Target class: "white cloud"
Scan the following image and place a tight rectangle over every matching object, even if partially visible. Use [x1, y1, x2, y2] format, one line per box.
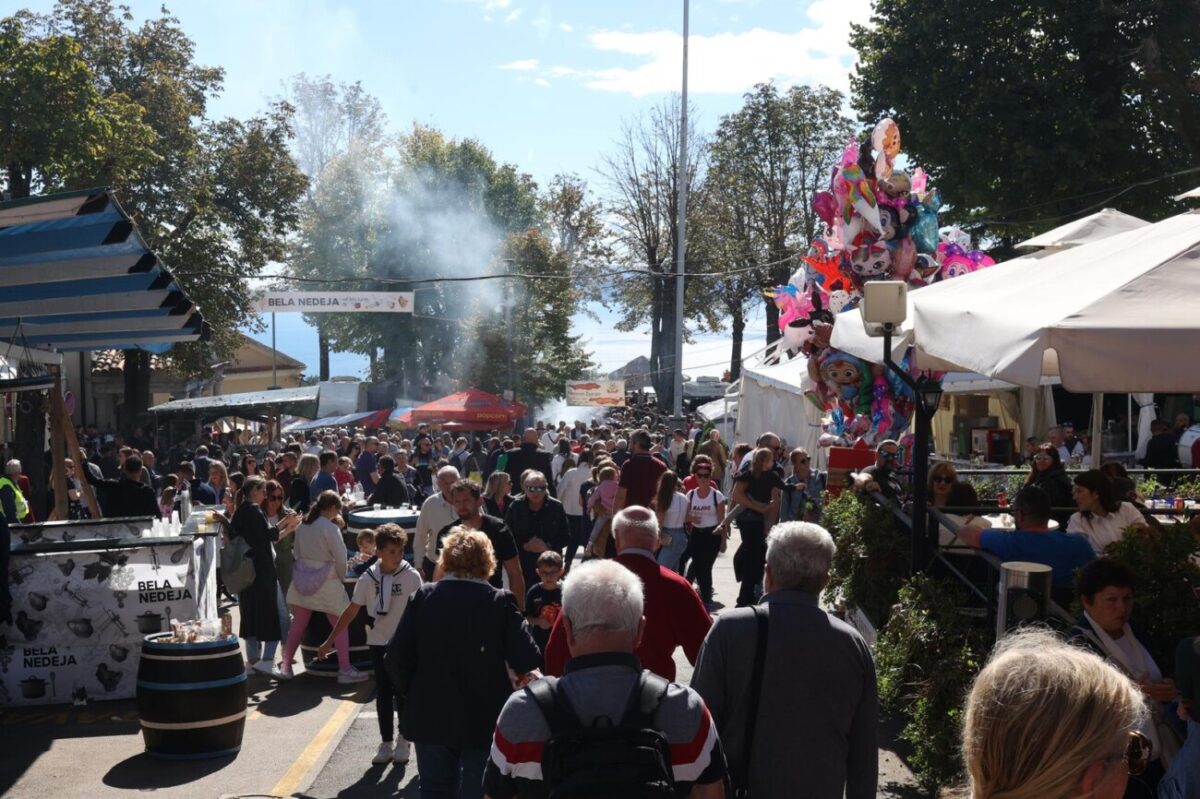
[528, 0, 873, 97]
[504, 8, 523, 23]
[533, 77, 551, 88]
[559, 22, 574, 32]
[498, 58, 540, 71]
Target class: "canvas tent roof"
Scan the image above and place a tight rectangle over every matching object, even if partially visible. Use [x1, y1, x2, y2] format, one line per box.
[150, 386, 319, 419]
[831, 211, 1200, 393]
[1016, 208, 1149, 249]
[0, 188, 207, 352]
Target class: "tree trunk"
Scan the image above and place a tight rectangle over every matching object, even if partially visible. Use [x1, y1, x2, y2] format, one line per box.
[121, 350, 151, 434]
[764, 295, 781, 345]
[318, 330, 331, 381]
[729, 309, 746, 382]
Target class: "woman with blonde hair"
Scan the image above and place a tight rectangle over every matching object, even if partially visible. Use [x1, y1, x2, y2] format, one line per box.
[289, 452, 320, 513]
[962, 628, 1150, 799]
[483, 470, 514, 519]
[387, 529, 540, 799]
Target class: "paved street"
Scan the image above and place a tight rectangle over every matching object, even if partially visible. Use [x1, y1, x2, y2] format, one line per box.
[1, 539, 925, 798]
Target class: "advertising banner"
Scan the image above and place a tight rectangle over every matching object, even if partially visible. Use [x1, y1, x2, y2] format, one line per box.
[565, 380, 626, 407]
[253, 291, 413, 313]
[1, 543, 199, 706]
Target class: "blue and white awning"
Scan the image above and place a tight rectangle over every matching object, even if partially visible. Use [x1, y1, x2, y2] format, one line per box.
[0, 188, 207, 353]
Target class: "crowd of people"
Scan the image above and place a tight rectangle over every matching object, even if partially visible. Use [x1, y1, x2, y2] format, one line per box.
[2, 411, 1197, 799]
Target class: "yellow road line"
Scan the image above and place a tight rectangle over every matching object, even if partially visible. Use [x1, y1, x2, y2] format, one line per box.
[269, 691, 365, 797]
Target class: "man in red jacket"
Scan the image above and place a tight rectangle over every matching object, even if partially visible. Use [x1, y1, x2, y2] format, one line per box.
[541, 505, 711, 680]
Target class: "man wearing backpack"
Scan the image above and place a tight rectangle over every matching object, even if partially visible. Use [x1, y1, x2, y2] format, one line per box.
[483, 559, 727, 799]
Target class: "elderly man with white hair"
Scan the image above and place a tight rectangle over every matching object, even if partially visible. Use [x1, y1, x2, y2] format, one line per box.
[541, 506, 711, 680]
[413, 465, 461, 579]
[690, 522, 878, 799]
[483, 559, 727, 799]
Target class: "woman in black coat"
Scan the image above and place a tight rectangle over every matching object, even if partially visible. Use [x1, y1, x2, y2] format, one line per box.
[369, 454, 411, 507]
[226, 476, 299, 671]
[1025, 444, 1075, 527]
[289, 453, 318, 514]
[388, 529, 540, 798]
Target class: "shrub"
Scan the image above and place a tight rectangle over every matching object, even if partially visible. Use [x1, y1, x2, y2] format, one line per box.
[961, 468, 1027, 503]
[1102, 522, 1200, 669]
[874, 574, 990, 790]
[820, 491, 910, 625]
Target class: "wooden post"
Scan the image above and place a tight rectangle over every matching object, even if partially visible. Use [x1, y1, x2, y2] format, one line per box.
[49, 374, 70, 521]
[59, 391, 101, 519]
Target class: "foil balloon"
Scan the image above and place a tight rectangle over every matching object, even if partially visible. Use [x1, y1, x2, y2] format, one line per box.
[912, 202, 941, 254]
[850, 242, 891, 283]
[940, 254, 977, 280]
[871, 118, 901, 180]
[889, 237, 918, 282]
[812, 190, 838, 228]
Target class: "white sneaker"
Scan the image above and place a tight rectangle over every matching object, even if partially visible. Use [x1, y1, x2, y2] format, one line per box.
[392, 738, 410, 764]
[245, 660, 258, 676]
[270, 662, 294, 681]
[372, 741, 394, 765]
[253, 660, 277, 676]
[337, 667, 368, 684]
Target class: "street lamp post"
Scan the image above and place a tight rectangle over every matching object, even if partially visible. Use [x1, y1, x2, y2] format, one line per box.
[671, 0, 689, 424]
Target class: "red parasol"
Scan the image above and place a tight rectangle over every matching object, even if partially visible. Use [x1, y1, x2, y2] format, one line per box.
[408, 388, 527, 428]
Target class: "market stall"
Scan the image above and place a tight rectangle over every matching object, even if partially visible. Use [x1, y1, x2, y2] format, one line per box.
[1, 517, 218, 707]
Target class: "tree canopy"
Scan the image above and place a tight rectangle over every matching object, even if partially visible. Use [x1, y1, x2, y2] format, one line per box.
[852, 0, 1200, 246]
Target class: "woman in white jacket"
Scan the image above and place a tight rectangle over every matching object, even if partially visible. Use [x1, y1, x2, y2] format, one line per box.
[275, 490, 367, 684]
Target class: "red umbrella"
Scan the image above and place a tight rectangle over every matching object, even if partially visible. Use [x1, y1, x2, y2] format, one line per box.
[359, 407, 394, 429]
[409, 388, 527, 427]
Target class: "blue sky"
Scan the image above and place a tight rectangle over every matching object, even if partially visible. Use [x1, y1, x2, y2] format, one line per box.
[11, 0, 871, 380]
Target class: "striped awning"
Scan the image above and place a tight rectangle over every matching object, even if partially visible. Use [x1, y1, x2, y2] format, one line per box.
[0, 188, 207, 353]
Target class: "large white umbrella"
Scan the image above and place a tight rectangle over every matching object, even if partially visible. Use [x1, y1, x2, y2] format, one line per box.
[1016, 207, 1149, 249]
[832, 210, 1200, 393]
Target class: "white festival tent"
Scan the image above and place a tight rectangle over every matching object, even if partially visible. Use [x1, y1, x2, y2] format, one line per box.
[1016, 207, 1149, 250]
[734, 355, 824, 461]
[831, 210, 1200, 462]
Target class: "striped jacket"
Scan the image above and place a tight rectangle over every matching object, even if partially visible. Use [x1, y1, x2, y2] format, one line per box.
[483, 652, 726, 797]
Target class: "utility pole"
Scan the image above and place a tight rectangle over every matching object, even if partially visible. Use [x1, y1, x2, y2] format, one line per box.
[503, 258, 515, 405]
[672, 0, 689, 423]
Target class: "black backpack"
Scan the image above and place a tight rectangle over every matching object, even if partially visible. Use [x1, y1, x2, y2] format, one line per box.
[526, 671, 677, 799]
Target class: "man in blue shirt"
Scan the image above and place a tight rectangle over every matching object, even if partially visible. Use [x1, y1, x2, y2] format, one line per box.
[310, 450, 339, 497]
[954, 484, 1095, 588]
[355, 437, 380, 495]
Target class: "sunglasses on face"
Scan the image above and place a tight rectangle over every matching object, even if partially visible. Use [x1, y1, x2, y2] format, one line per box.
[932, 476, 954, 484]
[880, 452, 899, 460]
[1033, 455, 1052, 462]
[526, 485, 548, 493]
[267, 494, 283, 501]
[695, 471, 711, 477]
[794, 458, 809, 465]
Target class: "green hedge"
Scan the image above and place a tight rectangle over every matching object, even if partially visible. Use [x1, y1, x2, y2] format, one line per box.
[820, 491, 910, 625]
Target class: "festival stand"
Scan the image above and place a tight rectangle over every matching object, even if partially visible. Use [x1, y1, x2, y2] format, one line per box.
[1, 517, 218, 707]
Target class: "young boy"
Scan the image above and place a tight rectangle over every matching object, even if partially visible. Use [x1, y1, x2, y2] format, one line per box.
[349, 529, 376, 569]
[524, 550, 563, 655]
[319, 524, 422, 765]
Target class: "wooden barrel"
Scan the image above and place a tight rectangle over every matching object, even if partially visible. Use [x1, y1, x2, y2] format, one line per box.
[299, 578, 373, 675]
[136, 633, 248, 759]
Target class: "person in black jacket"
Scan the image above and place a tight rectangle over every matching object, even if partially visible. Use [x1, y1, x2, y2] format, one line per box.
[504, 470, 571, 590]
[83, 453, 158, 518]
[370, 455, 411, 507]
[1025, 444, 1075, 527]
[504, 429, 556, 498]
[1142, 419, 1181, 470]
[221, 476, 300, 673]
[387, 528, 540, 798]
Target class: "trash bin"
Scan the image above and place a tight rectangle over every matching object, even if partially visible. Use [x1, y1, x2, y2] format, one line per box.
[996, 561, 1053, 638]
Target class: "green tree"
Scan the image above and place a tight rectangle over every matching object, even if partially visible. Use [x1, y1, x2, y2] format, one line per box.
[702, 82, 853, 354]
[539, 173, 611, 315]
[1, 0, 307, 424]
[852, 0, 1200, 245]
[458, 229, 592, 408]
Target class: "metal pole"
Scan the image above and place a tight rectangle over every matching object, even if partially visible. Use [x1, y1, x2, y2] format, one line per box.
[671, 0, 689, 422]
[270, 312, 278, 389]
[504, 259, 515, 403]
[882, 329, 933, 573]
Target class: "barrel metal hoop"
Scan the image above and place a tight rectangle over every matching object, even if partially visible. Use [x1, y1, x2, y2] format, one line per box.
[140, 650, 240, 662]
[142, 637, 239, 651]
[136, 674, 248, 691]
[139, 710, 247, 730]
[146, 746, 242, 761]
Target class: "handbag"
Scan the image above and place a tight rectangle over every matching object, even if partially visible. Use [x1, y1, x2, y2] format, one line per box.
[291, 560, 333, 596]
[219, 534, 257, 595]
